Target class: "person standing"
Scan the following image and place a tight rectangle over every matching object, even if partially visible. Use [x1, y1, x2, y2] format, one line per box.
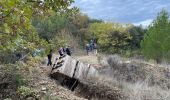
[65, 46, 72, 56]
[90, 39, 94, 51]
[93, 43, 97, 55]
[47, 49, 52, 66]
[86, 43, 90, 55]
[58, 47, 64, 56]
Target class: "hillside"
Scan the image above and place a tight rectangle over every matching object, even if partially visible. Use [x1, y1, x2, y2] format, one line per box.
[50, 54, 170, 100]
[0, 56, 86, 100]
[1, 0, 170, 100]
[1, 54, 170, 100]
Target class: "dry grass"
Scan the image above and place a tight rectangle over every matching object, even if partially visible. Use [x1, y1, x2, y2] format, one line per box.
[94, 54, 170, 100]
[76, 77, 126, 100]
[76, 55, 99, 64]
[124, 81, 170, 100]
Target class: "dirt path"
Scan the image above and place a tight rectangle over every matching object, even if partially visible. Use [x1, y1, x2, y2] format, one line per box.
[52, 53, 99, 65]
[75, 55, 99, 64]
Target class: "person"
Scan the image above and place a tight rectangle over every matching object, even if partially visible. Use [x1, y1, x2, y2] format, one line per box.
[90, 39, 95, 51]
[63, 47, 66, 54]
[65, 46, 71, 56]
[90, 42, 93, 52]
[58, 47, 64, 57]
[47, 49, 52, 66]
[93, 43, 97, 55]
[86, 43, 90, 55]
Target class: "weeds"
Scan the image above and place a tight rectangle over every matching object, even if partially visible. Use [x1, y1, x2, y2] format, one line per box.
[97, 54, 170, 100]
[17, 86, 38, 99]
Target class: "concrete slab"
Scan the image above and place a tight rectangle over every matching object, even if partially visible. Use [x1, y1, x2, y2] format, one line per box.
[52, 55, 78, 78]
[74, 62, 90, 81]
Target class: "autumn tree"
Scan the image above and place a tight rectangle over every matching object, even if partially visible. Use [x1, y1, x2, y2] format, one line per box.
[89, 22, 132, 54]
[141, 10, 170, 63]
[0, 0, 77, 63]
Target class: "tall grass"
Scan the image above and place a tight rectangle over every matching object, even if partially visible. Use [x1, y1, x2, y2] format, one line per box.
[95, 54, 170, 100]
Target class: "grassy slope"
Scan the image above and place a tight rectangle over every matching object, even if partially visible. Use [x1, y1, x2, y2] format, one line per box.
[75, 54, 170, 100]
[1, 54, 170, 100]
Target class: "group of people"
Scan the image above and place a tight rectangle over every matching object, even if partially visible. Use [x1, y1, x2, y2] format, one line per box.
[47, 45, 72, 66]
[86, 39, 97, 55]
[58, 46, 72, 57]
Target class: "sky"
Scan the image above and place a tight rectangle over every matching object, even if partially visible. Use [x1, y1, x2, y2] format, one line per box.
[73, 0, 170, 26]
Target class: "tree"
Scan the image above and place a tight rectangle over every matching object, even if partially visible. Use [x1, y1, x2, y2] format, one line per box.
[32, 14, 68, 41]
[89, 22, 132, 54]
[0, 0, 76, 63]
[141, 10, 170, 63]
[128, 26, 146, 49]
[67, 13, 91, 48]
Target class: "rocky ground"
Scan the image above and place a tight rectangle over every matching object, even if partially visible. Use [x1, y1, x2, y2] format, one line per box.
[29, 61, 87, 100]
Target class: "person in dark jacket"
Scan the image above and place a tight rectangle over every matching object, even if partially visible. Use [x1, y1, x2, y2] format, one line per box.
[65, 46, 71, 56]
[47, 49, 52, 66]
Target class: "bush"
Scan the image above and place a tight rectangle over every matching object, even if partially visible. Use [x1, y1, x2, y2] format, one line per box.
[15, 74, 26, 87]
[17, 86, 38, 99]
[98, 55, 170, 100]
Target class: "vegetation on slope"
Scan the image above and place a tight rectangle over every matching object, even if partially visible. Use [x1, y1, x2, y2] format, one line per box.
[1, 0, 170, 99]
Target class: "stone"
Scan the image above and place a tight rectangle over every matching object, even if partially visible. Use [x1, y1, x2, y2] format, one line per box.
[41, 87, 47, 91]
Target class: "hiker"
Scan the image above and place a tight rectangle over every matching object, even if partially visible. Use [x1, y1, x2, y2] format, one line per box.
[58, 47, 64, 57]
[65, 46, 72, 56]
[89, 39, 92, 51]
[63, 47, 66, 54]
[86, 43, 90, 55]
[93, 43, 97, 55]
[47, 49, 52, 66]
[90, 39, 95, 51]
[89, 42, 93, 52]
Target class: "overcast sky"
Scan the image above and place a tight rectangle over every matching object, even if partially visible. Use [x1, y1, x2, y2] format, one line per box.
[73, 0, 170, 26]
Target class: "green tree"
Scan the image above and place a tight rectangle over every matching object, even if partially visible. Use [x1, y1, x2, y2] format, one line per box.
[0, 0, 76, 63]
[66, 13, 90, 48]
[89, 22, 132, 54]
[141, 10, 170, 63]
[128, 26, 146, 49]
[32, 14, 68, 41]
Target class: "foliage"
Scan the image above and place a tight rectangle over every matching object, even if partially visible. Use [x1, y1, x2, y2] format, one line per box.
[89, 22, 132, 54]
[33, 12, 91, 50]
[43, 91, 60, 100]
[0, 0, 76, 63]
[15, 74, 26, 86]
[89, 19, 103, 23]
[17, 86, 37, 99]
[128, 26, 146, 49]
[141, 10, 170, 63]
[70, 13, 91, 47]
[32, 14, 68, 41]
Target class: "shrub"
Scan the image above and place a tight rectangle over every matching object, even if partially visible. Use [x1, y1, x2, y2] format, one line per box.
[17, 86, 37, 99]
